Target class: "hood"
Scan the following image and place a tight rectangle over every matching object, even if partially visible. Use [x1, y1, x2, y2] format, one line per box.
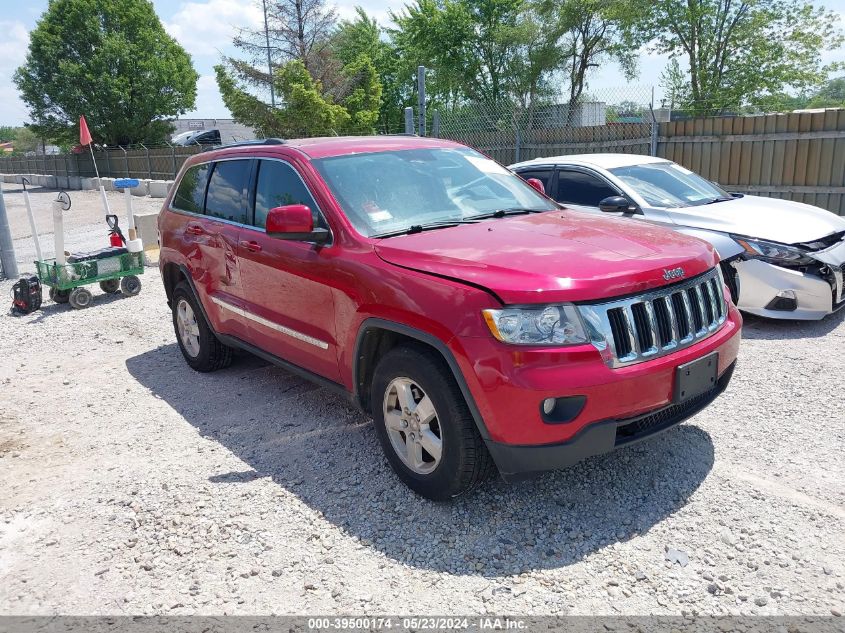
[665, 195, 845, 245]
[374, 210, 718, 305]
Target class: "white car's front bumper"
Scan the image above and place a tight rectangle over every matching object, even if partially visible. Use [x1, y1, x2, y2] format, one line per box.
[734, 241, 845, 320]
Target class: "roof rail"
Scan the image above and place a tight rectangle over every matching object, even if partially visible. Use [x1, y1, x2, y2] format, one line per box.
[211, 138, 287, 150]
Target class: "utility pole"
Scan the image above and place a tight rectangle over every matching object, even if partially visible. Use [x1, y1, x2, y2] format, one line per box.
[263, 0, 276, 108]
[0, 182, 19, 279]
[417, 66, 426, 137]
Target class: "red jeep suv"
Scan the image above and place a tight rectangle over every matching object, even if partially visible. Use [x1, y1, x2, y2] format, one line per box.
[158, 136, 741, 500]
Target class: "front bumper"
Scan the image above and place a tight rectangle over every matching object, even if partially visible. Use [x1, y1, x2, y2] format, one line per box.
[451, 303, 742, 451]
[487, 361, 736, 478]
[734, 244, 845, 320]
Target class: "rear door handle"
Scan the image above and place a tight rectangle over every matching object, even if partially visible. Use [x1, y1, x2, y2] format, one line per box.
[185, 225, 205, 236]
[240, 240, 262, 253]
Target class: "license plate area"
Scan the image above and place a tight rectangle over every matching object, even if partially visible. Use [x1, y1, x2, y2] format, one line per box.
[674, 352, 719, 403]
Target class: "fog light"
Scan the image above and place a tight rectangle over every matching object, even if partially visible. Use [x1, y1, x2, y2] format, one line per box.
[539, 396, 587, 424]
[765, 290, 798, 312]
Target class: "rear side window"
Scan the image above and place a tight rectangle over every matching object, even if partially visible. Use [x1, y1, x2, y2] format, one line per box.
[516, 169, 553, 189]
[254, 159, 324, 229]
[172, 163, 210, 214]
[555, 170, 618, 206]
[205, 160, 250, 224]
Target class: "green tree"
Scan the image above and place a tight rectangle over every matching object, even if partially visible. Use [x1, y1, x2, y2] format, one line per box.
[0, 127, 19, 143]
[537, 0, 643, 106]
[216, 60, 353, 137]
[231, 0, 339, 98]
[331, 7, 400, 130]
[642, 0, 844, 115]
[808, 76, 845, 108]
[391, 0, 538, 108]
[660, 58, 689, 110]
[11, 127, 40, 155]
[14, 0, 198, 145]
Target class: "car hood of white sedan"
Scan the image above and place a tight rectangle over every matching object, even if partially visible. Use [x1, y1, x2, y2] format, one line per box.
[665, 194, 845, 245]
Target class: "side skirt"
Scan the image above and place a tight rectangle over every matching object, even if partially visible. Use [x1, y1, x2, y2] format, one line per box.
[215, 333, 356, 406]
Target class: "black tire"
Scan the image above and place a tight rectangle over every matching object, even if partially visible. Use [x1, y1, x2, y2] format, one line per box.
[120, 275, 142, 296]
[371, 344, 495, 500]
[172, 281, 232, 372]
[68, 287, 93, 310]
[99, 279, 120, 294]
[50, 288, 70, 304]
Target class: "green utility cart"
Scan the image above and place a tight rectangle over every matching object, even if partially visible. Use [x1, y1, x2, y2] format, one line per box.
[35, 250, 144, 309]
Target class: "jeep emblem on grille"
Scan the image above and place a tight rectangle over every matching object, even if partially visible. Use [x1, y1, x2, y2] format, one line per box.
[663, 267, 686, 281]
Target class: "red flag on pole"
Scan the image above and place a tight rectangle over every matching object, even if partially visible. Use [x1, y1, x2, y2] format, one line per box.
[79, 115, 92, 146]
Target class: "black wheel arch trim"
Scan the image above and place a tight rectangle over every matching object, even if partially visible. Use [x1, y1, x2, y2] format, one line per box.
[352, 318, 491, 440]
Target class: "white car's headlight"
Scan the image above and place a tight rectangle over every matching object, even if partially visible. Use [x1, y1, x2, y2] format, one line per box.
[483, 304, 588, 345]
[732, 235, 814, 265]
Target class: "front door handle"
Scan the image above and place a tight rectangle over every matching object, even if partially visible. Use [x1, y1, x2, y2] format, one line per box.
[240, 240, 262, 253]
[185, 225, 205, 236]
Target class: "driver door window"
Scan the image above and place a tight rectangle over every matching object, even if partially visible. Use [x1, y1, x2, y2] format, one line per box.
[253, 159, 325, 229]
[555, 170, 619, 207]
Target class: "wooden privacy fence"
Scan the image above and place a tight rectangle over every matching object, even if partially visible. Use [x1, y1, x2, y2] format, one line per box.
[447, 109, 845, 216]
[657, 110, 845, 216]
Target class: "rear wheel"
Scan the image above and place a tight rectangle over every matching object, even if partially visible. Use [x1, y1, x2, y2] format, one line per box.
[371, 345, 494, 500]
[172, 281, 232, 372]
[99, 279, 120, 294]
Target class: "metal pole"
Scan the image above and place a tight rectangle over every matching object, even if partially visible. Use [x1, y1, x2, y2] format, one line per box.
[169, 142, 177, 178]
[432, 111, 441, 138]
[417, 66, 426, 137]
[263, 0, 275, 108]
[649, 106, 659, 157]
[143, 144, 152, 179]
[515, 129, 522, 164]
[404, 107, 415, 135]
[22, 179, 43, 262]
[0, 181, 19, 279]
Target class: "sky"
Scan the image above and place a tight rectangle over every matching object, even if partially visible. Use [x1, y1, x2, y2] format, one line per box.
[1, 0, 844, 127]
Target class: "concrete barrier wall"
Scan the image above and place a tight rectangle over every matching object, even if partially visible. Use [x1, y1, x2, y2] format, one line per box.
[131, 180, 150, 197]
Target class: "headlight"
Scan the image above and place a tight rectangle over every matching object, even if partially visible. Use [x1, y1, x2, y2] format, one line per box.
[482, 304, 588, 345]
[732, 236, 814, 265]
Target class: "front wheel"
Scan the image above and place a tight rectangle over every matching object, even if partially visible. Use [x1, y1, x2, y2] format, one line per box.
[50, 288, 70, 304]
[171, 281, 232, 372]
[68, 287, 93, 309]
[120, 275, 142, 296]
[371, 345, 494, 500]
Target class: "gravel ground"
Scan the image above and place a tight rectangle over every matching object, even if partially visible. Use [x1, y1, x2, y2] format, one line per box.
[0, 189, 843, 616]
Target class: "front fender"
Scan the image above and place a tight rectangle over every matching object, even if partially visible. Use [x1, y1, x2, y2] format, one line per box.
[674, 228, 745, 260]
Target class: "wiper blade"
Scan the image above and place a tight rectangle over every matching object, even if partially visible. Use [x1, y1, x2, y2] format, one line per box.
[704, 196, 734, 205]
[466, 207, 543, 220]
[373, 219, 478, 239]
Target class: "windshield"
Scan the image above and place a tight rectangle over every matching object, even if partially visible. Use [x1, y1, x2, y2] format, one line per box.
[313, 147, 558, 237]
[609, 162, 731, 208]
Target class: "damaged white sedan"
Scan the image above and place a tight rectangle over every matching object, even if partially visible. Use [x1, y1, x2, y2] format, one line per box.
[510, 154, 845, 320]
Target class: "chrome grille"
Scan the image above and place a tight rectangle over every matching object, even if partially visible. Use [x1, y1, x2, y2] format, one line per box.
[579, 269, 728, 368]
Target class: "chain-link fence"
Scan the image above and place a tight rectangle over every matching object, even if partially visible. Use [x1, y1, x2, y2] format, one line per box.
[437, 86, 658, 165]
[0, 142, 214, 181]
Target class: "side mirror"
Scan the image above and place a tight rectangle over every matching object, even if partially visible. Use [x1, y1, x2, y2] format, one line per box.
[599, 196, 638, 214]
[525, 178, 546, 195]
[266, 204, 329, 243]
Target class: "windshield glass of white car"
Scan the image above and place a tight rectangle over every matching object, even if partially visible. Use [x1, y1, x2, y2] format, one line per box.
[610, 162, 732, 208]
[314, 148, 557, 237]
